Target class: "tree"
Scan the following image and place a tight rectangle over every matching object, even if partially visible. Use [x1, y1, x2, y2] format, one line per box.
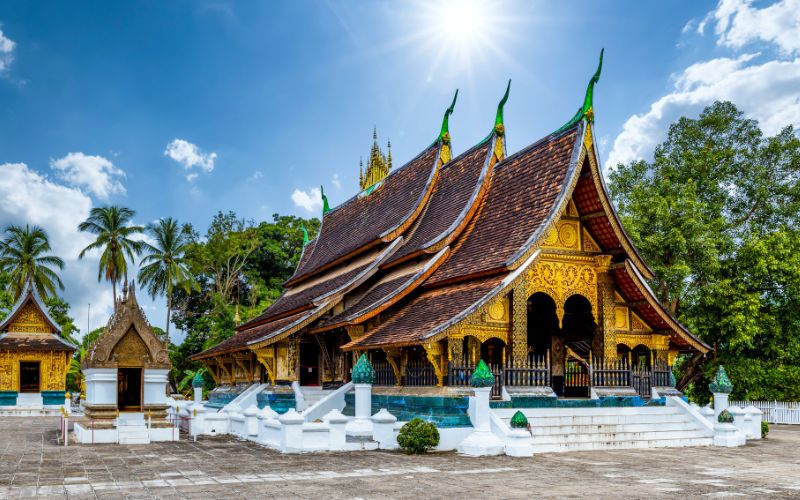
[138, 218, 196, 344]
[608, 101, 800, 401]
[0, 224, 64, 300]
[78, 206, 144, 309]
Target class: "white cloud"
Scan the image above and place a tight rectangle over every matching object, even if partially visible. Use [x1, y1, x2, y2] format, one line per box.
[291, 187, 322, 213]
[50, 152, 126, 200]
[164, 138, 216, 181]
[0, 28, 14, 73]
[607, 0, 800, 169]
[713, 0, 800, 55]
[607, 55, 800, 168]
[0, 163, 114, 336]
[332, 173, 342, 189]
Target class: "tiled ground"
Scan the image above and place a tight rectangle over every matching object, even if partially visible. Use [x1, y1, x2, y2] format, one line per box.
[0, 417, 799, 499]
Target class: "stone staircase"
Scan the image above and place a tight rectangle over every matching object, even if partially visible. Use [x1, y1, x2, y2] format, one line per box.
[301, 387, 335, 408]
[117, 414, 150, 444]
[0, 393, 63, 416]
[494, 405, 713, 453]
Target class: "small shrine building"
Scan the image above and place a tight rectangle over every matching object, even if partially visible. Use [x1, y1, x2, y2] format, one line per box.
[0, 281, 76, 409]
[191, 51, 710, 398]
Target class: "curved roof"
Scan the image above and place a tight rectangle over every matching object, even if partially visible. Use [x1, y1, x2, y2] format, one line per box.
[427, 124, 583, 286]
[0, 280, 62, 335]
[287, 145, 440, 284]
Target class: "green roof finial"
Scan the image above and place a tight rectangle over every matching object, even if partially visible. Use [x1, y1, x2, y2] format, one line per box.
[555, 48, 604, 134]
[494, 79, 511, 133]
[192, 370, 204, 389]
[321, 185, 331, 215]
[351, 353, 375, 384]
[470, 360, 496, 388]
[301, 224, 309, 246]
[439, 89, 458, 144]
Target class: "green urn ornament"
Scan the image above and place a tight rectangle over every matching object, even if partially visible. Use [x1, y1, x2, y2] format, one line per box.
[470, 360, 495, 388]
[192, 371, 204, 389]
[510, 410, 529, 429]
[709, 365, 733, 394]
[351, 353, 375, 384]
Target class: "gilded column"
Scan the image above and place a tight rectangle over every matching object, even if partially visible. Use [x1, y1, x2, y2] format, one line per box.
[595, 255, 617, 360]
[511, 277, 528, 365]
[448, 336, 464, 364]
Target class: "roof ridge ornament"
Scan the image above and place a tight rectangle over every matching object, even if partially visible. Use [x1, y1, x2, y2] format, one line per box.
[555, 48, 604, 134]
[435, 89, 459, 165]
[301, 224, 309, 247]
[494, 79, 511, 135]
[321, 185, 331, 215]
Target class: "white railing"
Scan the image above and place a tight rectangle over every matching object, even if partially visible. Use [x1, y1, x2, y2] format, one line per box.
[731, 400, 800, 424]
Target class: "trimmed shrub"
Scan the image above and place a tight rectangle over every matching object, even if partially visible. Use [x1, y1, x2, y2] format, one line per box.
[761, 421, 769, 439]
[397, 418, 440, 454]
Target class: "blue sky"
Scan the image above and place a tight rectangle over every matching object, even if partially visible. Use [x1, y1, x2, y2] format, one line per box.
[1, 0, 798, 339]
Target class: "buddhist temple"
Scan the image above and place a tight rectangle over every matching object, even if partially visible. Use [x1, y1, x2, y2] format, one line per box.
[191, 50, 709, 401]
[0, 280, 75, 411]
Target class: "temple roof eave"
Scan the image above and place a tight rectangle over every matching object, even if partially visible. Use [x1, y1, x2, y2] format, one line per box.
[0, 281, 62, 334]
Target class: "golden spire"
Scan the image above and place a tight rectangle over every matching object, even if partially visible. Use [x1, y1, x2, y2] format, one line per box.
[234, 305, 241, 325]
[359, 127, 390, 191]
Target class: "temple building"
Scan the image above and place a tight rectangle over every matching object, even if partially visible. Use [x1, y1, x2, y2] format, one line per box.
[0, 281, 75, 411]
[191, 51, 709, 400]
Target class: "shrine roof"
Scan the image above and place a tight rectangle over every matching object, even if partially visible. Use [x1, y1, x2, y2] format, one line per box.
[0, 281, 61, 334]
[343, 275, 505, 349]
[287, 145, 440, 284]
[0, 332, 76, 351]
[427, 124, 582, 286]
[386, 142, 491, 264]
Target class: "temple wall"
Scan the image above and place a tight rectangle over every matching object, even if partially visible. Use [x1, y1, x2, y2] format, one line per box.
[0, 349, 69, 392]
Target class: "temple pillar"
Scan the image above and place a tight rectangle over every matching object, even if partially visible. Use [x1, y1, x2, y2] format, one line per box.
[448, 336, 464, 364]
[511, 278, 528, 365]
[595, 255, 617, 360]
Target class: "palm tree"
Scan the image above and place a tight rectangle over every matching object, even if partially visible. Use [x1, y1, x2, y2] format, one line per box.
[138, 218, 195, 343]
[0, 224, 65, 300]
[78, 206, 144, 308]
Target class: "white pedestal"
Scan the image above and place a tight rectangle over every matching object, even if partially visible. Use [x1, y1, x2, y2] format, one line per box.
[713, 392, 729, 420]
[345, 384, 373, 437]
[84, 368, 117, 407]
[143, 369, 169, 406]
[371, 409, 398, 450]
[713, 422, 746, 447]
[505, 428, 534, 457]
[458, 387, 504, 456]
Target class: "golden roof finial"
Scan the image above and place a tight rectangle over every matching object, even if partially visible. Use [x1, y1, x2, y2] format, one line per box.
[360, 127, 390, 191]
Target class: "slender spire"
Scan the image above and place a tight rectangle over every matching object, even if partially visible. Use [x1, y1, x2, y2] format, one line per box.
[301, 224, 309, 246]
[320, 185, 331, 215]
[494, 79, 511, 133]
[387, 139, 392, 171]
[359, 127, 390, 191]
[555, 48, 604, 133]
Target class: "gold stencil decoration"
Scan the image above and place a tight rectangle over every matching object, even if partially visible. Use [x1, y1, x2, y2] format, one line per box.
[630, 311, 651, 332]
[582, 229, 602, 253]
[111, 327, 151, 366]
[614, 306, 629, 329]
[486, 297, 509, 323]
[526, 256, 598, 325]
[7, 301, 51, 334]
[542, 221, 581, 251]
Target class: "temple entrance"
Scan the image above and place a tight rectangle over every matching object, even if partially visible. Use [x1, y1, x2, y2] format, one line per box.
[299, 340, 320, 386]
[561, 295, 596, 398]
[19, 361, 40, 393]
[117, 367, 142, 411]
[632, 344, 651, 369]
[480, 338, 505, 365]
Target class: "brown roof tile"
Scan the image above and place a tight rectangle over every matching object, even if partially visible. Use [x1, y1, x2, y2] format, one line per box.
[0, 333, 76, 351]
[290, 146, 439, 282]
[191, 310, 313, 359]
[387, 144, 490, 263]
[239, 261, 371, 329]
[344, 276, 504, 349]
[427, 127, 580, 286]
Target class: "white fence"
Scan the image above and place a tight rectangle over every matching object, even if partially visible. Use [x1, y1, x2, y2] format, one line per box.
[731, 400, 800, 425]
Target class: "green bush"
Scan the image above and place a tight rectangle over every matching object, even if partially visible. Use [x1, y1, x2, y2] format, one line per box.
[397, 418, 440, 454]
[761, 421, 769, 439]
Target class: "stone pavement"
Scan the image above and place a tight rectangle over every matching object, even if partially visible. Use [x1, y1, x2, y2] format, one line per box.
[1, 417, 799, 499]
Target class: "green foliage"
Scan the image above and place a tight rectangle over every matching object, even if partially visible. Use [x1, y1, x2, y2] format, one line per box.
[608, 101, 800, 401]
[761, 421, 769, 439]
[0, 224, 64, 299]
[78, 206, 144, 303]
[396, 418, 440, 454]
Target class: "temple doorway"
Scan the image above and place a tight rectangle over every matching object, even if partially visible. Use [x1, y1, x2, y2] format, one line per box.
[117, 367, 142, 411]
[19, 361, 40, 393]
[299, 340, 320, 386]
[527, 293, 559, 358]
[632, 344, 651, 369]
[480, 338, 505, 365]
[561, 295, 596, 398]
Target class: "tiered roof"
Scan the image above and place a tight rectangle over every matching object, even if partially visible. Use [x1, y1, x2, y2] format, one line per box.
[0, 281, 76, 352]
[192, 52, 709, 361]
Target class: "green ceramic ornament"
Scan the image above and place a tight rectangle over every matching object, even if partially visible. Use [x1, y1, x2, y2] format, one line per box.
[510, 410, 529, 429]
[718, 409, 734, 423]
[470, 360, 495, 388]
[709, 365, 733, 394]
[351, 354, 375, 384]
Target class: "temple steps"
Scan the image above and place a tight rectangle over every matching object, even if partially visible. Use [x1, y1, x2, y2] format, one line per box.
[301, 387, 335, 407]
[494, 405, 713, 453]
[117, 423, 150, 445]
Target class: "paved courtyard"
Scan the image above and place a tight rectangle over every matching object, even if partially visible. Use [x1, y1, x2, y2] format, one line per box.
[0, 418, 799, 499]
